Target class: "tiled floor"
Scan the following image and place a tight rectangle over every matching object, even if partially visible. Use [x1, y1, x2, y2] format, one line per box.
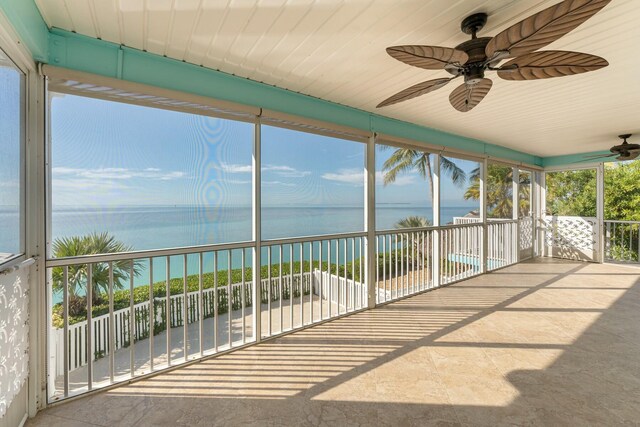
[29, 258, 640, 426]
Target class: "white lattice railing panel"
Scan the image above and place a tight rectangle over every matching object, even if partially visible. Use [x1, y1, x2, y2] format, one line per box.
[519, 217, 534, 251]
[0, 264, 30, 418]
[542, 216, 597, 261]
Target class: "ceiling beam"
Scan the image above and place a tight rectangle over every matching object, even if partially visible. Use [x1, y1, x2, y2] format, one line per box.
[0, 0, 48, 61]
[0, 1, 559, 167]
[46, 28, 543, 166]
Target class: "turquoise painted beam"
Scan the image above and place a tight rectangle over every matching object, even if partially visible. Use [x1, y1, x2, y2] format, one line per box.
[47, 29, 542, 166]
[0, 0, 48, 61]
[0, 0, 545, 166]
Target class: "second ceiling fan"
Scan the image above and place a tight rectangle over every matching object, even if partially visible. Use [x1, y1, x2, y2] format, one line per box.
[377, 0, 611, 112]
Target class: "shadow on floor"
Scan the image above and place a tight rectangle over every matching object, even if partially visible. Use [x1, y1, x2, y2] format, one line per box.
[30, 259, 640, 426]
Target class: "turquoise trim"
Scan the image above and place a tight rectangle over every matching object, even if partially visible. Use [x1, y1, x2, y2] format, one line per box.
[47, 29, 542, 165]
[0, 0, 544, 166]
[0, 0, 48, 61]
[542, 150, 612, 167]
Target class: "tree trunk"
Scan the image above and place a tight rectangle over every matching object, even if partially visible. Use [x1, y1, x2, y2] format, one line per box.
[425, 155, 434, 205]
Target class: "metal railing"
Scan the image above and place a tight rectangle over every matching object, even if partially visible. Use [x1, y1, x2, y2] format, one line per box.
[47, 223, 526, 402]
[375, 223, 485, 304]
[440, 223, 483, 283]
[604, 220, 640, 263]
[47, 241, 253, 401]
[46, 233, 367, 402]
[375, 227, 434, 304]
[260, 233, 366, 337]
[488, 220, 519, 270]
[52, 274, 313, 376]
[451, 217, 481, 225]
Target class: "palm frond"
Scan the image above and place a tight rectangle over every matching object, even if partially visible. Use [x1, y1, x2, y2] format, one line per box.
[51, 232, 143, 303]
[382, 149, 418, 185]
[440, 156, 467, 187]
[395, 216, 432, 229]
[414, 153, 432, 180]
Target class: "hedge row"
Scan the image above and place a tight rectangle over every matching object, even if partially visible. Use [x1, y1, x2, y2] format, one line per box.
[53, 249, 428, 327]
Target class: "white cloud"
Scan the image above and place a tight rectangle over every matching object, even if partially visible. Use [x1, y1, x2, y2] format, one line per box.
[218, 163, 310, 178]
[52, 178, 131, 191]
[218, 163, 252, 174]
[52, 167, 186, 181]
[0, 180, 18, 188]
[321, 169, 364, 185]
[263, 180, 296, 187]
[321, 170, 417, 186]
[262, 165, 311, 178]
[226, 179, 251, 185]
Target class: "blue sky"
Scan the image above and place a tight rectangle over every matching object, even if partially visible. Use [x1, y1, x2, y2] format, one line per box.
[51, 94, 478, 208]
[0, 59, 23, 255]
[0, 64, 21, 209]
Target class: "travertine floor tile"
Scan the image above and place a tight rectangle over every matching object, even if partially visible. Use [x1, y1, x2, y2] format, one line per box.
[28, 259, 640, 426]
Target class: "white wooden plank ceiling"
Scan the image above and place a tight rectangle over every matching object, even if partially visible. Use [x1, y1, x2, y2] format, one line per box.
[34, 0, 640, 157]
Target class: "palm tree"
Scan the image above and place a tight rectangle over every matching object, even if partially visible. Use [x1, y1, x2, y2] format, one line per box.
[394, 216, 431, 229]
[394, 216, 432, 263]
[52, 232, 141, 311]
[382, 149, 467, 201]
[464, 165, 530, 218]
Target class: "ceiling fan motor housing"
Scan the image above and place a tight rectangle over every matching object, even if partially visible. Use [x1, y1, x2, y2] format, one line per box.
[453, 37, 492, 84]
[463, 64, 485, 85]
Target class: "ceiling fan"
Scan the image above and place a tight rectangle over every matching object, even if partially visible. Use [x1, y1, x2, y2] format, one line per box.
[581, 135, 640, 161]
[377, 0, 611, 112]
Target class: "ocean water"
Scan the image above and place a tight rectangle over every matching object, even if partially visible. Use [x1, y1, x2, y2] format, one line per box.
[49, 205, 473, 252]
[10, 205, 474, 302]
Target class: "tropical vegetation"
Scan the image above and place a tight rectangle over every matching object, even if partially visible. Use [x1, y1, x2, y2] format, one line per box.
[381, 148, 466, 200]
[545, 161, 640, 219]
[51, 232, 142, 316]
[545, 169, 596, 217]
[52, 253, 372, 327]
[394, 216, 431, 229]
[464, 164, 531, 218]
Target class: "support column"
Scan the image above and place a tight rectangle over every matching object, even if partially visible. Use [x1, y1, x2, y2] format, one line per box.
[365, 134, 376, 308]
[534, 171, 545, 258]
[480, 158, 488, 273]
[28, 65, 46, 414]
[432, 154, 441, 285]
[530, 170, 537, 259]
[252, 115, 262, 342]
[513, 167, 520, 263]
[596, 164, 605, 263]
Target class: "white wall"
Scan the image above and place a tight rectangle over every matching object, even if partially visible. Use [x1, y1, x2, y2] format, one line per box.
[0, 265, 30, 427]
[0, 385, 27, 427]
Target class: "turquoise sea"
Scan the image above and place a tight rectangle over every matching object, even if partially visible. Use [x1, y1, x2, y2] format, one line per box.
[2, 205, 474, 302]
[48, 204, 472, 251]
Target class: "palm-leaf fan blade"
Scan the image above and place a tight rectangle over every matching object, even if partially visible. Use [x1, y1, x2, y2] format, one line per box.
[386, 45, 468, 70]
[449, 79, 492, 112]
[582, 153, 617, 159]
[571, 154, 617, 163]
[498, 51, 608, 80]
[377, 78, 452, 108]
[485, 0, 611, 59]
[618, 152, 640, 161]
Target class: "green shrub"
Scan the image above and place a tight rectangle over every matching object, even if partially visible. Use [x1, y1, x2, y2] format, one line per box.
[52, 253, 428, 330]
